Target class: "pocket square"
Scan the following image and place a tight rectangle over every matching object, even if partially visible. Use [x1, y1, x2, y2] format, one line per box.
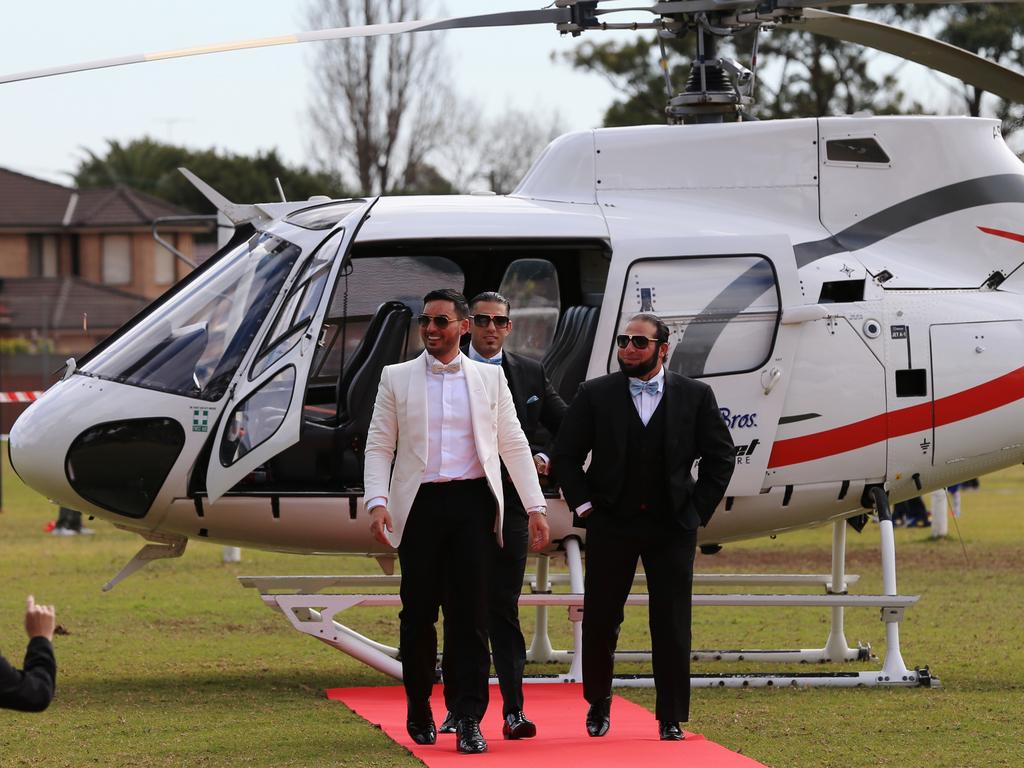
[526, 395, 540, 404]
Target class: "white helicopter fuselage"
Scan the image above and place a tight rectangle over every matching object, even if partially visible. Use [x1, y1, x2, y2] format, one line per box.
[11, 114, 1024, 555]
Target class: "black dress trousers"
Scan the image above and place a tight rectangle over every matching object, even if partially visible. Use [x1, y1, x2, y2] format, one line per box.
[398, 478, 495, 721]
[582, 516, 698, 723]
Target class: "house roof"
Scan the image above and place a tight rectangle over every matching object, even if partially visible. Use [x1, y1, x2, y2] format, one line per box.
[0, 166, 200, 229]
[0, 277, 149, 331]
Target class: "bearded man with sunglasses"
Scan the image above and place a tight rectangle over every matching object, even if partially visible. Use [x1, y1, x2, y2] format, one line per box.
[364, 288, 546, 755]
[552, 312, 735, 741]
[436, 291, 568, 741]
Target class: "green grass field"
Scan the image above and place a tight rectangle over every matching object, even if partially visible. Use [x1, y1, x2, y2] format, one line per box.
[2, 448, 1023, 767]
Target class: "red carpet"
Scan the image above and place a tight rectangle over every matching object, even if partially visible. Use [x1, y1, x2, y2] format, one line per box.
[327, 683, 767, 767]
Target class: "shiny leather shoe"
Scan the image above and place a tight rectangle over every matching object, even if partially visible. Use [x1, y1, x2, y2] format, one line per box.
[586, 698, 611, 737]
[406, 703, 436, 745]
[659, 721, 684, 741]
[456, 717, 488, 754]
[502, 710, 537, 740]
[439, 711, 458, 734]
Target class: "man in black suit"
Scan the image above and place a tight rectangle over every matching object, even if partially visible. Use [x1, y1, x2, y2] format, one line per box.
[440, 290, 568, 740]
[1, 596, 57, 712]
[552, 312, 734, 741]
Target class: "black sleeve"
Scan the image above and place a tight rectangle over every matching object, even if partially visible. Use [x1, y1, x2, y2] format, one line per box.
[551, 383, 595, 512]
[0, 637, 56, 712]
[690, 385, 736, 527]
[537, 365, 569, 454]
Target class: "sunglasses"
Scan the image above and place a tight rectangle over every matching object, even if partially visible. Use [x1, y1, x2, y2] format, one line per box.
[417, 314, 456, 329]
[471, 313, 510, 329]
[616, 334, 662, 350]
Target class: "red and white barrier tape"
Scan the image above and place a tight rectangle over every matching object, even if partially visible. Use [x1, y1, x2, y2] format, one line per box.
[0, 391, 44, 404]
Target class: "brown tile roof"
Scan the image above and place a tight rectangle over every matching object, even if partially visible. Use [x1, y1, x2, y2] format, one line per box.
[0, 167, 197, 229]
[0, 277, 149, 331]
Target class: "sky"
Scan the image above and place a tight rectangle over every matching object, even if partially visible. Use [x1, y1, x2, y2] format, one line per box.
[1, 1, 1014, 188]
[0, 0, 625, 186]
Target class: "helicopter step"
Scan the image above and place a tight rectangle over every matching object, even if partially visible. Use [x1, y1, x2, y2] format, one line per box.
[240, 513, 933, 689]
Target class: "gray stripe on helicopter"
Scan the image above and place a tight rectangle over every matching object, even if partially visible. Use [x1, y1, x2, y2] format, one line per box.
[671, 173, 1024, 377]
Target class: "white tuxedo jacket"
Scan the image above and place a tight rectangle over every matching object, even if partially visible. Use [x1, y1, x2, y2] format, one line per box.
[363, 352, 545, 547]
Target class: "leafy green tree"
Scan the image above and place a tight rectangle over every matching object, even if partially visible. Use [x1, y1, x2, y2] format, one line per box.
[73, 138, 348, 213]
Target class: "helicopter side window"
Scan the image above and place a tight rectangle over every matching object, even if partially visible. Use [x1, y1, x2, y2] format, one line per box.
[80, 232, 301, 401]
[613, 255, 780, 379]
[220, 366, 295, 466]
[499, 258, 561, 361]
[825, 137, 890, 165]
[250, 232, 342, 379]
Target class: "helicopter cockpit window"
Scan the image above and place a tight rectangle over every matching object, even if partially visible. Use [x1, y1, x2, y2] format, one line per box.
[614, 255, 780, 379]
[250, 231, 343, 379]
[286, 199, 368, 230]
[499, 259, 560, 361]
[825, 137, 890, 165]
[220, 366, 295, 466]
[79, 232, 301, 401]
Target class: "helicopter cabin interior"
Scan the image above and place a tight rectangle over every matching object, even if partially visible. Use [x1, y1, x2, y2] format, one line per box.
[197, 238, 611, 496]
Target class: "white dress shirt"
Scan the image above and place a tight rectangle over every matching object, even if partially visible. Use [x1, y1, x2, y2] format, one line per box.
[576, 366, 666, 517]
[366, 352, 484, 511]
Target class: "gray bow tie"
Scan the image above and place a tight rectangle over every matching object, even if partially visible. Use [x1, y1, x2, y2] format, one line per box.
[430, 359, 461, 374]
[629, 379, 660, 397]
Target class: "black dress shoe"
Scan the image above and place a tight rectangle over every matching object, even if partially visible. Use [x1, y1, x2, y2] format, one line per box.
[659, 721, 684, 741]
[502, 710, 537, 740]
[439, 711, 457, 734]
[406, 702, 436, 745]
[586, 698, 611, 737]
[456, 717, 488, 754]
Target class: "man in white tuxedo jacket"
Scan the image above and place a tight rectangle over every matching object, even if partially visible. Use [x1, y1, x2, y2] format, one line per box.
[364, 289, 546, 755]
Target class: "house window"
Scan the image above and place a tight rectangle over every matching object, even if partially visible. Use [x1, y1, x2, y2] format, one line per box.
[154, 237, 176, 285]
[28, 235, 58, 277]
[102, 235, 132, 285]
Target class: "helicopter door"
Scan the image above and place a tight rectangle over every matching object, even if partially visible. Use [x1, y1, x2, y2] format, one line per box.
[204, 203, 375, 502]
[602, 235, 801, 496]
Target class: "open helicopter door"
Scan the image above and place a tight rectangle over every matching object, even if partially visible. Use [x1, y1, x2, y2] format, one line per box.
[204, 201, 375, 503]
[599, 234, 803, 496]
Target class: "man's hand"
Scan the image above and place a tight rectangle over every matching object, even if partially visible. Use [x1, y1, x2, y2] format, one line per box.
[369, 507, 394, 547]
[25, 596, 56, 642]
[533, 454, 549, 476]
[528, 512, 550, 552]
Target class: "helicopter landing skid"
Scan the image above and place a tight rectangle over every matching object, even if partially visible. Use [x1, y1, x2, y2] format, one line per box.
[240, 512, 936, 689]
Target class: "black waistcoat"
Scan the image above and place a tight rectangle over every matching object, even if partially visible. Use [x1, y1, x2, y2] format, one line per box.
[610, 396, 670, 529]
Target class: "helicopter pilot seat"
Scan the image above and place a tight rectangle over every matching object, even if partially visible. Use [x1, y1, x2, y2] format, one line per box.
[264, 301, 412, 492]
[543, 305, 599, 404]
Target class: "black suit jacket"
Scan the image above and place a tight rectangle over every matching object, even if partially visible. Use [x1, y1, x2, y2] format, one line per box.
[0, 637, 56, 712]
[552, 370, 735, 530]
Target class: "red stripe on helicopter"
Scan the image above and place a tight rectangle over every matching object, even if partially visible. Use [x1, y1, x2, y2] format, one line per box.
[767, 365, 1024, 468]
[978, 226, 1024, 245]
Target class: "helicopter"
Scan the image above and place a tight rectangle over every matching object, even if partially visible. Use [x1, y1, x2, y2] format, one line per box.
[6, 0, 1024, 689]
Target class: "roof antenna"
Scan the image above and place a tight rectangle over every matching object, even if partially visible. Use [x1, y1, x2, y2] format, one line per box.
[275, 177, 287, 202]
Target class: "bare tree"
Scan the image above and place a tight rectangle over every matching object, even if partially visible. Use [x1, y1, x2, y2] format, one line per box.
[307, 0, 454, 195]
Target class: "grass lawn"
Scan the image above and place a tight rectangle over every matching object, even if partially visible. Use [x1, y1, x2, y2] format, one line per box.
[2, 448, 1022, 767]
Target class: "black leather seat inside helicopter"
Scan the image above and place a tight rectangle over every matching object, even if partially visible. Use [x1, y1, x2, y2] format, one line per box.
[248, 300, 412, 492]
[543, 304, 599, 404]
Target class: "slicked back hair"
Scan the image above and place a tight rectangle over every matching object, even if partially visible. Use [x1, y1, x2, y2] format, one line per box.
[469, 291, 511, 314]
[630, 312, 670, 344]
[423, 288, 469, 319]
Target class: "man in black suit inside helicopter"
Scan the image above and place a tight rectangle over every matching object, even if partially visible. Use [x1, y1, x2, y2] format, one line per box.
[438, 290, 568, 741]
[552, 312, 735, 741]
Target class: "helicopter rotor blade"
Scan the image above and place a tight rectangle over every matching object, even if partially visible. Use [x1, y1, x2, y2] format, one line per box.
[0, 8, 571, 86]
[778, 8, 1024, 105]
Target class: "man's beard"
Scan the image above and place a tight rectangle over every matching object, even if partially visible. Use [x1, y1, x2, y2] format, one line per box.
[618, 350, 659, 378]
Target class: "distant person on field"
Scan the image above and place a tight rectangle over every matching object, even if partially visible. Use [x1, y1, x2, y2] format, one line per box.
[1, 596, 57, 712]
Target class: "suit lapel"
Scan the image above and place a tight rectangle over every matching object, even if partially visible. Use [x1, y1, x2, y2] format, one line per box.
[464, 358, 493, 462]
[502, 352, 527, 424]
[663, 371, 681, 459]
[611, 372, 632, 450]
[406, 353, 429, 463]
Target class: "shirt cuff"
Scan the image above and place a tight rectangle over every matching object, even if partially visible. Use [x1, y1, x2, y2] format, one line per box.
[527, 505, 547, 516]
[534, 452, 550, 468]
[366, 496, 388, 511]
[576, 501, 593, 516]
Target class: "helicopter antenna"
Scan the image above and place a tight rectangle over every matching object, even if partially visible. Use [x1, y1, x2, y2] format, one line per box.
[275, 177, 287, 203]
[179, 168, 268, 226]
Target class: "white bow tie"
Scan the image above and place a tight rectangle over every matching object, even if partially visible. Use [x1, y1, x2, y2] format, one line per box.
[430, 359, 461, 374]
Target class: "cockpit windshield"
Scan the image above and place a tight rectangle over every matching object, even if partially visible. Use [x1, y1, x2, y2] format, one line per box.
[80, 232, 302, 401]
